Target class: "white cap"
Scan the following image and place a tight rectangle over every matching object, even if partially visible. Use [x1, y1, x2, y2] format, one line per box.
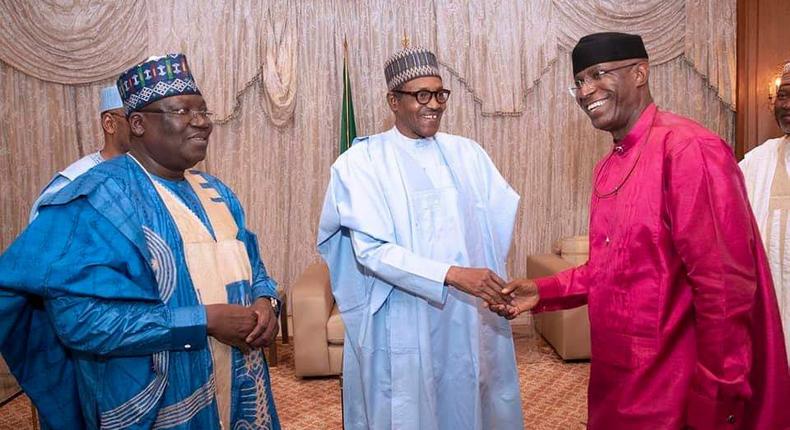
[99, 85, 123, 113]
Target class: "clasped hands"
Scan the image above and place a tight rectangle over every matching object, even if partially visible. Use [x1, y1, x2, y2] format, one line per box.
[205, 298, 279, 353]
[445, 266, 539, 319]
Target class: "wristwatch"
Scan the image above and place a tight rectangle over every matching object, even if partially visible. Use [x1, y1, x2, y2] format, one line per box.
[268, 297, 280, 315]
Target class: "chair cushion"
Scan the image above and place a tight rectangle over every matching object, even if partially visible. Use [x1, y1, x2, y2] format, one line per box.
[326, 305, 345, 345]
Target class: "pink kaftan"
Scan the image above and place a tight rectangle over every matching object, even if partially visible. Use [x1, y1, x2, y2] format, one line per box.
[535, 104, 790, 429]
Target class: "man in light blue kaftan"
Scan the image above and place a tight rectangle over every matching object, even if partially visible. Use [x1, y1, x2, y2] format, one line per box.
[0, 54, 281, 430]
[317, 47, 524, 429]
[29, 85, 130, 221]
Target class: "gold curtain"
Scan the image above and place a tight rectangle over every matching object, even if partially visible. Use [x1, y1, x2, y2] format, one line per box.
[0, 0, 735, 286]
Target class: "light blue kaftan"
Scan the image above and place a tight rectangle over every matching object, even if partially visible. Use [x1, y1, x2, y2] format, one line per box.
[29, 151, 105, 221]
[317, 128, 524, 430]
[0, 155, 280, 429]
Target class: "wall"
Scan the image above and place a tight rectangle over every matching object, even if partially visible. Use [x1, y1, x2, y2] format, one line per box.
[737, 0, 790, 157]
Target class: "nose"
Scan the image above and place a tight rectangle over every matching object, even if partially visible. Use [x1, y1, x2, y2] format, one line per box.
[190, 113, 212, 128]
[578, 80, 596, 99]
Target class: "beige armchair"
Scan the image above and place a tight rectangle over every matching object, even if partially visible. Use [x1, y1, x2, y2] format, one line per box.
[528, 236, 591, 361]
[291, 262, 344, 377]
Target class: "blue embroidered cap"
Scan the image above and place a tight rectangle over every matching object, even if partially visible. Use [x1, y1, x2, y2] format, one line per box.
[116, 53, 201, 114]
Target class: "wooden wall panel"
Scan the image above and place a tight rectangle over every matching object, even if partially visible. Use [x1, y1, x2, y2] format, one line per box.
[737, 0, 790, 158]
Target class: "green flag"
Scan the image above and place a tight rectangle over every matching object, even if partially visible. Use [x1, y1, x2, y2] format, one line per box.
[339, 47, 357, 156]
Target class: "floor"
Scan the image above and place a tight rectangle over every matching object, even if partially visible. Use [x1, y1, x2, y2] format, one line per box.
[0, 326, 589, 429]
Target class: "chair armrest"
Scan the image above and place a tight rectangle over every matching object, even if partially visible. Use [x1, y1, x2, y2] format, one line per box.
[527, 254, 591, 360]
[292, 262, 334, 318]
[292, 262, 334, 377]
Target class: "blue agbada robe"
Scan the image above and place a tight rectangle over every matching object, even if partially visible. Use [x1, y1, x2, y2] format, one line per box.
[0, 155, 280, 429]
[318, 129, 524, 429]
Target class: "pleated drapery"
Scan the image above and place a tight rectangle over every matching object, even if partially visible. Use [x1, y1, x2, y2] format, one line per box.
[0, 0, 735, 286]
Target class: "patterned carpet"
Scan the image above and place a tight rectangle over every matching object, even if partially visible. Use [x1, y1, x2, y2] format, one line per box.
[0, 327, 589, 429]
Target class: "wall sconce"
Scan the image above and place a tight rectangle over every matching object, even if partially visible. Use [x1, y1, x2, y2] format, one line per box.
[768, 61, 790, 109]
[768, 76, 782, 100]
[768, 74, 782, 104]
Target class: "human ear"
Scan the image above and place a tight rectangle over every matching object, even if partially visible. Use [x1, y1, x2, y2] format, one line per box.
[386, 92, 400, 113]
[634, 61, 650, 87]
[128, 113, 145, 137]
[100, 113, 116, 134]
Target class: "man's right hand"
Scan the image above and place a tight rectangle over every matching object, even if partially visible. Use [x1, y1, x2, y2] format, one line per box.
[489, 279, 540, 319]
[205, 304, 258, 353]
[444, 266, 509, 305]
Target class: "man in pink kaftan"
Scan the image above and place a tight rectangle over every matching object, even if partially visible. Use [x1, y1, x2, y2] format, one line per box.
[492, 32, 790, 429]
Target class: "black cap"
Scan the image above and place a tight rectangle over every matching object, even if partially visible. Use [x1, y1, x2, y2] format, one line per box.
[571, 32, 649, 75]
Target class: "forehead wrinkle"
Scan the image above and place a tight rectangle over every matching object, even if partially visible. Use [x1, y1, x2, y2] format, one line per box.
[401, 77, 443, 92]
[156, 95, 207, 110]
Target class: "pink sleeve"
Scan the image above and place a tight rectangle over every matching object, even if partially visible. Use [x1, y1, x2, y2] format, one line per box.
[666, 137, 754, 429]
[533, 263, 591, 312]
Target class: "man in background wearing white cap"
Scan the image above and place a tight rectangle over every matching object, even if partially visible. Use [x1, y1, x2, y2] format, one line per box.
[29, 85, 130, 220]
[740, 61, 790, 367]
[318, 46, 523, 429]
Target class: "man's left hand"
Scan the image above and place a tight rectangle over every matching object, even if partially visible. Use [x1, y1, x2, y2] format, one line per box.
[245, 298, 279, 349]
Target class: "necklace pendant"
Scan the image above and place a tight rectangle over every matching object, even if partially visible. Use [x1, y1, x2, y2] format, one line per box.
[605, 236, 611, 245]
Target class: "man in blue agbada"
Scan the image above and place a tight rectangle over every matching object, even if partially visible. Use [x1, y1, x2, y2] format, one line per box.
[317, 46, 525, 429]
[4, 84, 131, 429]
[0, 54, 281, 429]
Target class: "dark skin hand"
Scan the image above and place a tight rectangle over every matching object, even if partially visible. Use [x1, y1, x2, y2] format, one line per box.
[489, 278, 540, 319]
[245, 298, 279, 349]
[444, 266, 510, 305]
[205, 304, 259, 353]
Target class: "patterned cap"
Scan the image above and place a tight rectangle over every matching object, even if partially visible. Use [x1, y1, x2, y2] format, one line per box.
[99, 85, 123, 113]
[384, 47, 441, 91]
[116, 53, 201, 114]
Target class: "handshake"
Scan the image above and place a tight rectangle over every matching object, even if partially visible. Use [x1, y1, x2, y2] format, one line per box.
[444, 266, 539, 319]
[204, 298, 279, 353]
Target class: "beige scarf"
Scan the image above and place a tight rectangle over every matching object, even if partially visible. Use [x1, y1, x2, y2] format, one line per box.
[151, 171, 252, 429]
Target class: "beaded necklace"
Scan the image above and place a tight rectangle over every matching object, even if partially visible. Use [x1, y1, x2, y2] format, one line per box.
[592, 116, 655, 199]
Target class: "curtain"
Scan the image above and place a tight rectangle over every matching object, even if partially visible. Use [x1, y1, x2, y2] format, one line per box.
[0, 0, 735, 287]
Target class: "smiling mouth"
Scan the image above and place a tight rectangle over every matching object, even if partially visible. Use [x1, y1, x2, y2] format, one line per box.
[586, 98, 608, 112]
[420, 112, 440, 121]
